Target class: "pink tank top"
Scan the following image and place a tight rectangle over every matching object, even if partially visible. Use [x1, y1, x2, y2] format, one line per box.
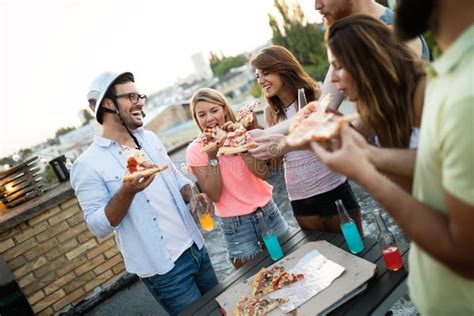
[283, 104, 346, 201]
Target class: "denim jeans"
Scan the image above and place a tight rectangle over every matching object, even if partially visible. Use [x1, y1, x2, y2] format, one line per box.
[220, 199, 288, 261]
[141, 244, 218, 315]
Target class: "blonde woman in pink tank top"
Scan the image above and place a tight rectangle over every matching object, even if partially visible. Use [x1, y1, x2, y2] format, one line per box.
[250, 45, 362, 234]
[186, 88, 288, 269]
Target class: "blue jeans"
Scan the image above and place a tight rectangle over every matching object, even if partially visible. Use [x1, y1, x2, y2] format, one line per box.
[220, 199, 288, 261]
[141, 244, 218, 315]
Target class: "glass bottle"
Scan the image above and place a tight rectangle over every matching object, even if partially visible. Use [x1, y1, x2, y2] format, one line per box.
[373, 209, 403, 271]
[297, 88, 307, 111]
[190, 184, 215, 232]
[260, 215, 284, 261]
[336, 199, 364, 254]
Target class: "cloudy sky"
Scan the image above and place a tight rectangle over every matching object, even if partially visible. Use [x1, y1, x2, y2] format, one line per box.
[0, 0, 321, 158]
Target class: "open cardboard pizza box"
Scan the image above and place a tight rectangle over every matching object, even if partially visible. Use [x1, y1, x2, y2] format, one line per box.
[217, 240, 376, 315]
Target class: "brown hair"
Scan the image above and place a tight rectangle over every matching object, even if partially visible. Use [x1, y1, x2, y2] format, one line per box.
[189, 88, 237, 132]
[327, 15, 424, 148]
[250, 45, 321, 126]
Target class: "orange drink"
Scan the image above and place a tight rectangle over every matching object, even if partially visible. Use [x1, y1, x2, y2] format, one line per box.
[198, 212, 215, 232]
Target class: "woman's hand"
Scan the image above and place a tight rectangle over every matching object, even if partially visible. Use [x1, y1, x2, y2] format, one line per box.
[248, 133, 288, 160]
[190, 192, 212, 213]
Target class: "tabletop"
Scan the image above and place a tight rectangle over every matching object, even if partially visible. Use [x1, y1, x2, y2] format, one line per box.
[181, 228, 409, 316]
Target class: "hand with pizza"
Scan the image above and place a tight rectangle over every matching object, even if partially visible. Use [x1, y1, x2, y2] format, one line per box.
[217, 125, 257, 156]
[122, 146, 168, 182]
[198, 126, 228, 153]
[236, 100, 260, 130]
[286, 94, 359, 147]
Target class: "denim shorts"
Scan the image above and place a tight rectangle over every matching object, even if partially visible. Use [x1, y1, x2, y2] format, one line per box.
[219, 199, 288, 261]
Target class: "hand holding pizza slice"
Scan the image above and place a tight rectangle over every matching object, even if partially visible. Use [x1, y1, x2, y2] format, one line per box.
[236, 100, 259, 129]
[122, 146, 168, 181]
[217, 125, 257, 156]
[198, 126, 228, 153]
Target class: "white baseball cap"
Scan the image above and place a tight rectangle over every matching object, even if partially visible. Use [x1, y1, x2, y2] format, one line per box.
[87, 71, 134, 124]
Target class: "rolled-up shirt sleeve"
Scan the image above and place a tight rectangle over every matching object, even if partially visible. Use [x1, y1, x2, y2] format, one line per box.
[70, 160, 115, 237]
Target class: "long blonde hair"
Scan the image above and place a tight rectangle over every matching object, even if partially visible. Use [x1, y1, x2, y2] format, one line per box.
[327, 15, 425, 148]
[250, 45, 321, 126]
[189, 88, 237, 132]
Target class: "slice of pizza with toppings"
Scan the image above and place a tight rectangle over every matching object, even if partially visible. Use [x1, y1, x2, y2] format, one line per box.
[217, 125, 257, 156]
[232, 296, 287, 316]
[236, 101, 259, 128]
[287, 111, 359, 147]
[198, 126, 228, 153]
[122, 146, 168, 181]
[289, 94, 333, 133]
[250, 266, 304, 297]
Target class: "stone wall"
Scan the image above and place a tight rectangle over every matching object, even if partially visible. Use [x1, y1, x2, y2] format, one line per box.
[0, 193, 125, 315]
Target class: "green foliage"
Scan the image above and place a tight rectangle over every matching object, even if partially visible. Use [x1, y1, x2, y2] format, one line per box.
[55, 126, 76, 138]
[249, 82, 262, 98]
[18, 148, 33, 160]
[42, 165, 59, 186]
[269, 0, 329, 82]
[209, 53, 248, 78]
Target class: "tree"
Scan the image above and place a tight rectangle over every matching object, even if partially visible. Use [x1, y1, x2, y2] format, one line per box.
[80, 108, 94, 125]
[249, 82, 262, 98]
[55, 126, 76, 138]
[269, 0, 329, 81]
[208, 53, 248, 78]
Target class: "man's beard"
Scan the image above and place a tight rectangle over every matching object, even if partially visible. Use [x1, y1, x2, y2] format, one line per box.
[326, 1, 353, 26]
[394, 0, 439, 41]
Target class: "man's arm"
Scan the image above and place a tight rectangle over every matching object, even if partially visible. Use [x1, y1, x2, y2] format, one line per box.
[321, 65, 346, 111]
[312, 126, 474, 279]
[105, 175, 155, 226]
[360, 169, 474, 279]
[370, 147, 417, 178]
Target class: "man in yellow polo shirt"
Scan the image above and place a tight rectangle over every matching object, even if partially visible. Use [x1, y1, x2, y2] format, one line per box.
[311, 0, 474, 313]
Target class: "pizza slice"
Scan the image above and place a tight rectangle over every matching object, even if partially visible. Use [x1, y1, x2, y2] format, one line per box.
[198, 126, 228, 153]
[217, 125, 257, 156]
[251, 266, 304, 297]
[289, 94, 333, 133]
[286, 111, 359, 147]
[122, 146, 168, 181]
[232, 296, 287, 316]
[236, 101, 259, 128]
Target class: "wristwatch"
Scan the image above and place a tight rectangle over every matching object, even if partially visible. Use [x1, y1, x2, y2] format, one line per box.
[208, 159, 219, 167]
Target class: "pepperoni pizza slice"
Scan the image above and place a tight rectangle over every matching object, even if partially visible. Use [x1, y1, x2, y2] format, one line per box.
[250, 266, 304, 297]
[122, 146, 168, 181]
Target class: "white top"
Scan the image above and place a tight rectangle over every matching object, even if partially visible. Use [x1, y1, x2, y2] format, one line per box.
[283, 104, 346, 201]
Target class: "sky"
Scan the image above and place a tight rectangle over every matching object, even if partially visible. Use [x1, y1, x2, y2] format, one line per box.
[0, 0, 321, 158]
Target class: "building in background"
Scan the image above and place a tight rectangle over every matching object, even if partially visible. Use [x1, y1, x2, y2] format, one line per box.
[191, 52, 213, 80]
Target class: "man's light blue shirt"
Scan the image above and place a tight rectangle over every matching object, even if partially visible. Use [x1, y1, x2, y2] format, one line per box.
[70, 128, 204, 276]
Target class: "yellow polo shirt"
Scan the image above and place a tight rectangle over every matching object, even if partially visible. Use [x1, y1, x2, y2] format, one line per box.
[409, 24, 474, 314]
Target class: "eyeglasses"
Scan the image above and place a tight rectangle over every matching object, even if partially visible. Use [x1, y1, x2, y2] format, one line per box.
[115, 93, 147, 104]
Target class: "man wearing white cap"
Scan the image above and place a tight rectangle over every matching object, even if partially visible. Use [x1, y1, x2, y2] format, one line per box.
[70, 72, 218, 315]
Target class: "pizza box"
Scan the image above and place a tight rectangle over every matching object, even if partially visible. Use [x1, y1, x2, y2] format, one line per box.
[216, 240, 376, 315]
